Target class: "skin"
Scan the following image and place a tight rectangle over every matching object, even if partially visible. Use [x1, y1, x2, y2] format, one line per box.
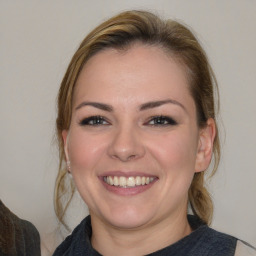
[62, 43, 215, 255]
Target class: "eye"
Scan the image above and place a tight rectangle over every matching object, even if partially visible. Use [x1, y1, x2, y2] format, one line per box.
[146, 116, 178, 126]
[79, 116, 109, 126]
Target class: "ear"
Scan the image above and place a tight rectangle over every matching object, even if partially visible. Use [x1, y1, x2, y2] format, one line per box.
[195, 118, 216, 173]
[62, 130, 69, 162]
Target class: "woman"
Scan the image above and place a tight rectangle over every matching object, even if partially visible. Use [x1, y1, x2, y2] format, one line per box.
[53, 10, 255, 256]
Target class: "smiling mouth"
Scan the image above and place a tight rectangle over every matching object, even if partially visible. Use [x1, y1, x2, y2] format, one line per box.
[103, 176, 156, 188]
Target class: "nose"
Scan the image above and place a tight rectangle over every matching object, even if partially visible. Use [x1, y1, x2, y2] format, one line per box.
[107, 125, 145, 162]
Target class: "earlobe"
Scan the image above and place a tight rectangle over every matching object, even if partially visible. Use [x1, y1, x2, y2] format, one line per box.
[62, 130, 72, 176]
[195, 118, 216, 173]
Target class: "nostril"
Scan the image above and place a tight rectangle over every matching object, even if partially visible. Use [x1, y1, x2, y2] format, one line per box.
[127, 155, 136, 161]
[111, 153, 138, 162]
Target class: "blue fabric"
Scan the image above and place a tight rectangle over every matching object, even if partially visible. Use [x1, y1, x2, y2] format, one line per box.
[52, 215, 238, 256]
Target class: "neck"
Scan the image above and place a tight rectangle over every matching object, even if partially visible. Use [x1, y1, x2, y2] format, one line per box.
[90, 211, 192, 256]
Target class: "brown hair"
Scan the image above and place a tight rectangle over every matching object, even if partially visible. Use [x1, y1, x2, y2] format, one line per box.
[55, 10, 220, 230]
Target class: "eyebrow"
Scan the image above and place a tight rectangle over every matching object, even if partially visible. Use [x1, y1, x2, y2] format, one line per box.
[75, 99, 186, 112]
[139, 99, 186, 111]
[75, 102, 113, 112]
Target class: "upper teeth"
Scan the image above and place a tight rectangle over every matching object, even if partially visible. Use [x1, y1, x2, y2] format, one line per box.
[104, 176, 155, 188]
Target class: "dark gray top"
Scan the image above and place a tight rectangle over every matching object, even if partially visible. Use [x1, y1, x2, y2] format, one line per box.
[53, 215, 243, 256]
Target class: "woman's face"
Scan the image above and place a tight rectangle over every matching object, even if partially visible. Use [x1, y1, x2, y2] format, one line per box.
[63, 44, 213, 229]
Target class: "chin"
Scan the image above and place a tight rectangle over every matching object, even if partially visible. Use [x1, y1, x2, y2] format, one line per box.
[100, 205, 156, 230]
[108, 216, 150, 230]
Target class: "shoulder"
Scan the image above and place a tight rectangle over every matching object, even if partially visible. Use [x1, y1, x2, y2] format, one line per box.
[206, 227, 237, 246]
[52, 215, 99, 256]
[191, 226, 237, 255]
[235, 240, 256, 256]
[201, 227, 256, 256]
[52, 217, 87, 255]
[188, 215, 237, 255]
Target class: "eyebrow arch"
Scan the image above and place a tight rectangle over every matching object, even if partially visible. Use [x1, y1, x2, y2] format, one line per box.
[75, 99, 186, 112]
[139, 99, 186, 112]
[75, 102, 113, 112]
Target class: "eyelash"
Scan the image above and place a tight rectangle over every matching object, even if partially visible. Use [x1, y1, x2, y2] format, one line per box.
[79, 116, 109, 126]
[146, 116, 178, 126]
[79, 115, 178, 127]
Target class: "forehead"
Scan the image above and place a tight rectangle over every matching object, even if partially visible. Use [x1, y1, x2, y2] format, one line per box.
[73, 44, 194, 110]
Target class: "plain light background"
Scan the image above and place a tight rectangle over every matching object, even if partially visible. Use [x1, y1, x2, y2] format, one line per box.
[1, 0, 256, 255]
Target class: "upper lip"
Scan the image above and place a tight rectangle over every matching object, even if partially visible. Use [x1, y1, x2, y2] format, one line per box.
[100, 170, 158, 178]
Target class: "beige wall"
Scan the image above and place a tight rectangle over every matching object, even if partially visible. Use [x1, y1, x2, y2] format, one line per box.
[1, 0, 255, 254]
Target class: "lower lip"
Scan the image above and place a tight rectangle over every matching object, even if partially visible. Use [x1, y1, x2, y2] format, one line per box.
[100, 178, 158, 196]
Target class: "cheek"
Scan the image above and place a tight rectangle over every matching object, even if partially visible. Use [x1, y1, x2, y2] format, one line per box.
[67, 131, 105, 172]
[149, 131, 199, 172]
